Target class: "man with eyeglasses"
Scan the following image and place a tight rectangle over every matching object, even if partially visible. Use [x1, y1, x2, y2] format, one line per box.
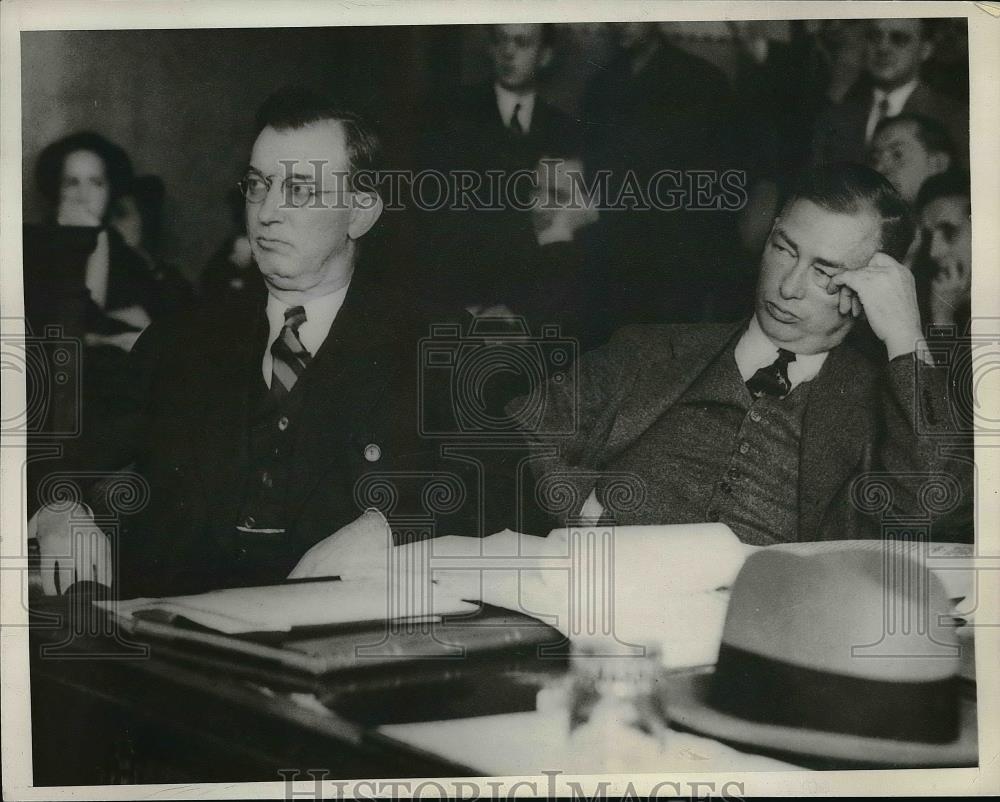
[811, 18, 967, 168]
[30, 87, 492, 598]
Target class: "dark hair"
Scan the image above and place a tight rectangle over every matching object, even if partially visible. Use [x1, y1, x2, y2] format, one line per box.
[114, 174, 166, 252]
[915, 169, 970, 213]
[253, 86, 381, 187]
[873, 113, 956, 161]
[780, 163, 915, 261]
[488, 23, 557, 49]
[35, 131, 133, 212]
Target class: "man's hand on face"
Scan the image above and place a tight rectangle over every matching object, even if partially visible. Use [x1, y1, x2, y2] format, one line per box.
[829, 252, 924, 359]
[929, 258, 971, 327]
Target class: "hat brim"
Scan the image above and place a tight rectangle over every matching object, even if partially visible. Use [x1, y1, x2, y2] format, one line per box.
[664, 672, 978, 768]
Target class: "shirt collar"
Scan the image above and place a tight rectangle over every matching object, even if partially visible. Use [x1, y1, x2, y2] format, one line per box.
[494, 83, 536, 133]
[263, 283, 351, 383]
[873, 79, 920, 114]
[734, 315, 829, 390]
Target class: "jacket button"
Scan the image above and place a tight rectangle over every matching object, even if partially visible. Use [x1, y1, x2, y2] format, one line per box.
[277, 416, 289, 431]
[738, 442, 750, 455]
[727, 467, 740, 480]
[750, 410, 762, 423]
[364, 443, 382, 462]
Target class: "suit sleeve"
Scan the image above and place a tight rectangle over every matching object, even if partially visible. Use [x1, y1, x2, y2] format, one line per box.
[508, 326, 644, 527]
[874, 351, 974, 540]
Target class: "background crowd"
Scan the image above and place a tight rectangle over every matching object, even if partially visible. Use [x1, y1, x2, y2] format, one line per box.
[22, 18, 972, 439]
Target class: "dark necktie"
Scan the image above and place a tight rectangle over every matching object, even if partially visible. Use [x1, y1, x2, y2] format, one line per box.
[269, 305, 311, 400]
[509, 103, 524, 136]
[746, 349, 797, 399]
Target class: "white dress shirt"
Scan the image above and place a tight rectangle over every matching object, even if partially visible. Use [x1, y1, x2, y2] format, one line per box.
[864, 79, 920, 143]
[261, 283, 350, 386]
[494, 83, 536, 134]
[734, 315, 828, 392]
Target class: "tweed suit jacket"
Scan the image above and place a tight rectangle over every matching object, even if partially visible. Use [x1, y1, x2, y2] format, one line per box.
[521, 321, 972, 542]
[810, 80, 969, 167]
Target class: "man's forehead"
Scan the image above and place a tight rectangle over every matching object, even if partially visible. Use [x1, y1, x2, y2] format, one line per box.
[780, 199, 881, 266]
[249, 121, 349, 174]
[495, 23, 543, 42]
[872, 18, 921, 35]
[875, 122, 920, 147]
[923, 195, 970, 222]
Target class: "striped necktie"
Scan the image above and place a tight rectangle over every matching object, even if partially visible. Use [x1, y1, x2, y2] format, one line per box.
[270, 305, 312, 399]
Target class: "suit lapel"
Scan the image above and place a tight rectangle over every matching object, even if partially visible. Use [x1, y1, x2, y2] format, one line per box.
[797, 344, 872, 539]
[283, 274, 398, 522]
[605, 322, 744, 462]
[198, 299, 269, 541]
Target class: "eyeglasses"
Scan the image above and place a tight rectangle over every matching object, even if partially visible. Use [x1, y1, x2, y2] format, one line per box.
[237, 172, 350, 208]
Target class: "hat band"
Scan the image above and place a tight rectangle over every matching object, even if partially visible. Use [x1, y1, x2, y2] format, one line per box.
[708, 643, 959, 744]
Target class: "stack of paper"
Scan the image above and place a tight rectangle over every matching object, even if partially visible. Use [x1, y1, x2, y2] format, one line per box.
[95, 580, 478, 635]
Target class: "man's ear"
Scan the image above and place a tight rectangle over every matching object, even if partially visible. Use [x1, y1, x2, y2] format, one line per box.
[348, 191, 384, 241]
[539, 45, 554, 72]
[928, 151, 951, 175]
[919, 38, 934, 63]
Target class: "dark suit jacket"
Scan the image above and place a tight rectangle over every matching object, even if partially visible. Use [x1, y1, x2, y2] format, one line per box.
[65, 266, 504, 597]
[414, 83, 583, 311]
[420, 81, 581, 176]
[519, 322, 973, 542]
[811, 80, 969, 167]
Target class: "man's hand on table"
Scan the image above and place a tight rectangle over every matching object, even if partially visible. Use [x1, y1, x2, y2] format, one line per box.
[28, 503, 113, 595]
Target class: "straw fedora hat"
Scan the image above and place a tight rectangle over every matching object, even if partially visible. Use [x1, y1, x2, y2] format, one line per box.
[664, 546, 977, 766]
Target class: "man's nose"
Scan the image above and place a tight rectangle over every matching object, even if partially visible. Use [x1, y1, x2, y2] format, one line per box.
[871, 152, 891, 173]
[778, 261, 808, 300]
[928, 233, 948, 266]
[255, 181, 284, 224]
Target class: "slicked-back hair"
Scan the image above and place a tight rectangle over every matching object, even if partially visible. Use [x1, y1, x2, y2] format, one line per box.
[253, 86, 381, 188]
[780, 163, 916, 262]
[915, 169, 971, 214]
[35, 131, 134, 211]
[874, 113, 956, 162]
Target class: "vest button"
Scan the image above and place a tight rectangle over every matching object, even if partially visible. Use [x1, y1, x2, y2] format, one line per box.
[738, 442, 750, 455]
[277, 416, 290, 431]
[750, 410, 762, 423]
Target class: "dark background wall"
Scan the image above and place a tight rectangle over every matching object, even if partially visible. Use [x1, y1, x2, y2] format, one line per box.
[18, 22, 796, 280]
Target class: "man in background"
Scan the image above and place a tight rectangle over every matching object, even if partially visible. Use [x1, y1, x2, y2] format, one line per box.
[417, 23, 581, 317]
[869, 113, 954, 205]
[812, 18, 967, 168]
